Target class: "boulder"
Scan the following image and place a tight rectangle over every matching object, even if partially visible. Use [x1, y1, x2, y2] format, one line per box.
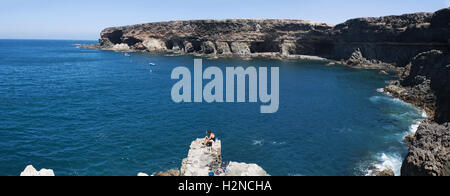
[376, 169, 395, 176]
[154, 169, 180, 176]
[20, 165, 55, 176]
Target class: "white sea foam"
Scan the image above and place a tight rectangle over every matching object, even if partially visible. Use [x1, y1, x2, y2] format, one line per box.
[369, 96, 406, 105]
[366, 153, 402, 176]
[421, 111, 428, 118]
[409, 121, 421, 134]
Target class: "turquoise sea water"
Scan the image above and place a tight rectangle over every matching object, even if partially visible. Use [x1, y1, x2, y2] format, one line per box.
[0, 40, 425, 176]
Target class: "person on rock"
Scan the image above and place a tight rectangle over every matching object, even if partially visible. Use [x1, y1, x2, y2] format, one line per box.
[203, 130, 216, 147]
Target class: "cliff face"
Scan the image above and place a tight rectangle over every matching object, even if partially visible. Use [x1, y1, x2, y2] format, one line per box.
[401, 122, 450, 176]
[97, 19, 334, 58]
[332, 11, 449, 66]
[93, 8, 449, 67]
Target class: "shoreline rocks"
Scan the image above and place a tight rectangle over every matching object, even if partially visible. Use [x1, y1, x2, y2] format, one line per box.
[401, 122, 450, 176]
[20, 165, 55, 176]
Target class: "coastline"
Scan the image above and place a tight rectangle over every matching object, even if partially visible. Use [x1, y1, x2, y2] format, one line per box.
[81, 7, 449, 176]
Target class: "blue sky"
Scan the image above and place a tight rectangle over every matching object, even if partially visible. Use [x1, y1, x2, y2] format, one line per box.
[0, 0, 448, 40]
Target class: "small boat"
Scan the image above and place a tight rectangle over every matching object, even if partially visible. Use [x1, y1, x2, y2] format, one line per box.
[149, 63, 156, 66]
[124, 53, 130, 57]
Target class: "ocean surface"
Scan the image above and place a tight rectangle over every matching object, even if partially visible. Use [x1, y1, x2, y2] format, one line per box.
[0, 40, 425, 176]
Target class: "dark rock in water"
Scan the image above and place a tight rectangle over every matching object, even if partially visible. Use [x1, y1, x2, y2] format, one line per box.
[377, 169, 395, 176]
[367, 166, 395, 176]
[401, 122, 450, 176]
[378, 70, 389, 75]
[153, 169, 181, 176]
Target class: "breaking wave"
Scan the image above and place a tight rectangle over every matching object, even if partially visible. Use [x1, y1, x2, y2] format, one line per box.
[365, 153, 403, 176]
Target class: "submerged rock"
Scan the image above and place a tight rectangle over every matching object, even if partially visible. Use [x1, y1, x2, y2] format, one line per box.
[20, 165, 55, 176]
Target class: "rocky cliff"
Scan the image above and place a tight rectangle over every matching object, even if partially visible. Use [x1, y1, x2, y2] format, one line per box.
[89, 19, 334, 61]
[401, 122, 449, 176]
[384, 48, 450, 176]
[87, 7, 449, 68]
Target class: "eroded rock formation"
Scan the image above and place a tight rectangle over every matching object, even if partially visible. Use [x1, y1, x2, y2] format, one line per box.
[180, 138, 268, 176]
[83, 7, 450, 68]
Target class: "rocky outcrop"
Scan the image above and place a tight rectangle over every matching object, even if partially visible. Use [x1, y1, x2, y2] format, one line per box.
[384, 49, 449, 176]
[85, 7, 449, 68]
[386, 50, 450, 123]
[376, 169, 395, 177]
[20, 165, 55, 176]
[180, 138, 268, 176]
[401, 122, 450, 176]
[225, 162, 269, 176]
[401, 50, 450, 123]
